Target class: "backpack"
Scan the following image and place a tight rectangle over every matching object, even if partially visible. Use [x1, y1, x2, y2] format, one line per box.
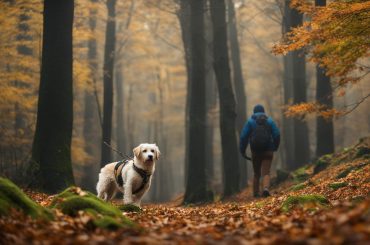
[250, 114, 272, 152]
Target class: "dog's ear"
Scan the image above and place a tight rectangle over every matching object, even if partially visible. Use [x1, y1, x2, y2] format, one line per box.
[155, 145, 161, 160]
[133, 145, 142, 159]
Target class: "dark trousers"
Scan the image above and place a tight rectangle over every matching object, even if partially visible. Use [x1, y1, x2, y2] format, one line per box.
[252, 151, 273, 195]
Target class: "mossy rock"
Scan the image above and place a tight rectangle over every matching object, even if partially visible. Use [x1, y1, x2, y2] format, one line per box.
[292, 166, 310, 183]
[49, 186, 101, 208]
[50, 187, 136, 230]
[328, 182, 348, 190]
[92, 215, 135, 230]
[50, 187, 121, 217]
[118, 203, 142, 213]
[0, 177, 53, 220]
[313, 154, 332, 174]
[281, 194, 329, 212]
[55, 196, 122, 217]
[290, 183, 306, 191]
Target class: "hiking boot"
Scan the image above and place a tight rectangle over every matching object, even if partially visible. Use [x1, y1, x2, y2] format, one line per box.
[262, 189, 270, 197]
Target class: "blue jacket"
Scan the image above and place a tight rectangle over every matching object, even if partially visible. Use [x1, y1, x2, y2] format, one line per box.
[239, 112, 280, 154]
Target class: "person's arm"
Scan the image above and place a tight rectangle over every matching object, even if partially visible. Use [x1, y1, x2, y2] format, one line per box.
[239, 120, 251, 156]
[269, 118, 280, 151]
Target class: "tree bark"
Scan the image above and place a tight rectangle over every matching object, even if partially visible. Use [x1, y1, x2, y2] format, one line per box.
[30, 0, 75, 193]
[315, 0, 334, 157]
[183, 0, 209, 204]
[291, 8, 310, 168]
[115, 67, 125, 153]
[177, 0, 192, 184]
[204, 7, 216, 190]
[210, 0, 240, 197]
[101, 0, 117, 165]
[81, 0, 100, 191]
[227, 0, 248, 188]
[283, 0, 310, 170]
[83, 0, 99, 157]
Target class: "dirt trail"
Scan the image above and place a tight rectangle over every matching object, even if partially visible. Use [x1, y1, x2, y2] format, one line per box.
[1, 138, 370, 244]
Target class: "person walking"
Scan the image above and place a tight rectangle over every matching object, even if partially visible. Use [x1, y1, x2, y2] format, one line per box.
[239, 104, 280, 197]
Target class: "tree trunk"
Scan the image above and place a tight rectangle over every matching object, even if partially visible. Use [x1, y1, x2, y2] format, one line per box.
[315, 0, 334, 158]
[115, 67, 125, 153]
[177, 0, 192, 185]
[30, 0, 75, 193]
[81, 0, 100, 191]
[227, 0, 248, 188]
[183, 0, 209, 204]
[282, 1, 295, 170]
[101, 0, 117, 165]
[204, 8, 216, 190]
[291, 8, 310, 168]
[83, 0, 99, 158]
[210, 0, 240, 197]
[283, 0, 310, 170]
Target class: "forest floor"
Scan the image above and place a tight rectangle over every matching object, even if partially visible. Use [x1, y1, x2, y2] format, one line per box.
[1, 138, 369, 245]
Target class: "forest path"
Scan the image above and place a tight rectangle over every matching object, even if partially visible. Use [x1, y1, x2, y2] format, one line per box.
[1, 138, 369, 244]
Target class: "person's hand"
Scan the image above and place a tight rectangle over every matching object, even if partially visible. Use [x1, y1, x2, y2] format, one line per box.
[241, 153, 252, 161]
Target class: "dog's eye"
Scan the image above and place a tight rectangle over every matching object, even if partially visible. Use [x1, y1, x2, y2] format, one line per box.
[143, 150, 147, 153]
[151, 150, 155, 153]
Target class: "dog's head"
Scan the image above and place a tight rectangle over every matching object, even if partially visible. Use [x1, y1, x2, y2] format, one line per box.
[133, 143, 160, 164]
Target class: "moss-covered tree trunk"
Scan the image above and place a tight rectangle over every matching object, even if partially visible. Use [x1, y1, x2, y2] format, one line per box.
[30, 0, 75, 193]
[210, 0, 240, 197]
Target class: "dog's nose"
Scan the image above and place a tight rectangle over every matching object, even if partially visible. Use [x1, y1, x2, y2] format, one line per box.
[148, 155, 153, 160]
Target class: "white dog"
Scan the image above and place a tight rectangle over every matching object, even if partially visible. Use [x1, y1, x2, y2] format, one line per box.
[96, 143, 160, 207]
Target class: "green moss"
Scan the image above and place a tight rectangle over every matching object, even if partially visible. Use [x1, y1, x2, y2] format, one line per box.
[355, 147, 370, 159]
[118, 204, 142, 213]
[336, 167, 353, 179]
[314, 154, 332, 174]
[351, 196, 365, 204]
[55, 196, 122, 217]
[49, 186, 101, 208]
[328, 182, 348, 190]
[281, 194, 329, 212]
[336, 162, 369, 179]
[50, 186, 136, 230]
[0, 177, 53, 220]
[255, 200, 267, 208]
[92, 215, 135, 230]
[290, 183, 306, 191]
[292, 166, 310, 183]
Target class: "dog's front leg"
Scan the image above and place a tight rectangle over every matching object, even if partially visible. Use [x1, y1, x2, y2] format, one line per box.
[132, 194, 142, 208]
[123, 182, 134, 204]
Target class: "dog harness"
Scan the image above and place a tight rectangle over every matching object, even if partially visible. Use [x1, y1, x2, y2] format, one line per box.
[114, 159, 152, 195]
